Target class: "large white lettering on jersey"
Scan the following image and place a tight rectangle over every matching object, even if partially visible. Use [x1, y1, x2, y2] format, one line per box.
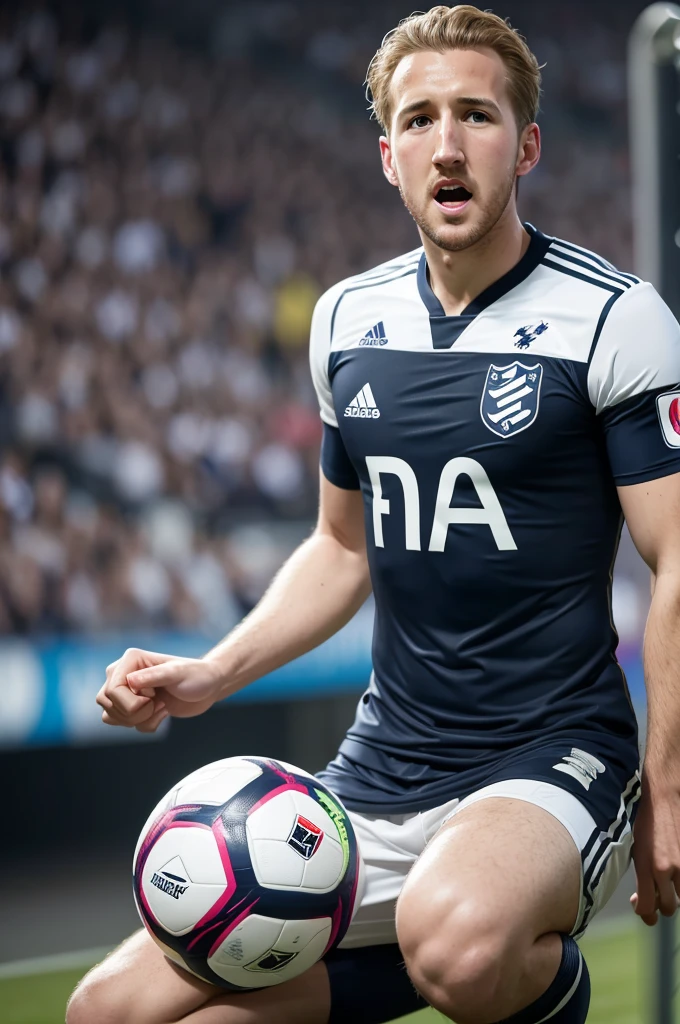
[366, 456, 517, 552]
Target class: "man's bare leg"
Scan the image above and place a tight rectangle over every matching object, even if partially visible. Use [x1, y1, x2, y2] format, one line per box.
[396, 797, 583, 1024]
[66, 929, 331, 1024]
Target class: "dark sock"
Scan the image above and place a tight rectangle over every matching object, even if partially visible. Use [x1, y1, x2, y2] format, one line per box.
[499, 935, 590, 1024]
[326, 943, 428, 1023]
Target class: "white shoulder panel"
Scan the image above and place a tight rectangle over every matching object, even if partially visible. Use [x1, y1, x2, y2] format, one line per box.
[330, 262, 428, 354]
[448, 263, 613, 362]
[587, 282, 680, 413]
[309, 250, 423, 425]
[309, 280, 346, 427]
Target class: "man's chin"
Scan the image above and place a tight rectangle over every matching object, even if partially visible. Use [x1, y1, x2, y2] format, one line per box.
[419, 218, 484, 253]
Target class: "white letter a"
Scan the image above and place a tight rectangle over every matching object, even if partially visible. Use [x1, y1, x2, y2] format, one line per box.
[428, 457, 516, 552]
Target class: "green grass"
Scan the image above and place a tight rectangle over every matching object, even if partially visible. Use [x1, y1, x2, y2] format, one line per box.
[0, 922, 653, 1024]
[0, 967, 89, 1024]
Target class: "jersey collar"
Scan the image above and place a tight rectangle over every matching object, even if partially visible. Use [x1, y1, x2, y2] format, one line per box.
[417, 223, 553, 349]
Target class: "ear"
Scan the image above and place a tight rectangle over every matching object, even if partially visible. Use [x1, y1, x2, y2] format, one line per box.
[379, 135, 400, 188]
[516, 122, 541, 180]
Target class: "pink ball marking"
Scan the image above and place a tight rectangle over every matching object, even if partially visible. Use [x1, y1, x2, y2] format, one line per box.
[248, 782, 309, 816]
[207, 899, 260, 959]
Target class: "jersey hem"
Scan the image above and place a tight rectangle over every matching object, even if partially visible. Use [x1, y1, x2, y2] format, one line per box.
[320, 462, 361, 490]
[320, 728, 640, 815]
[613, 461, 680, 485]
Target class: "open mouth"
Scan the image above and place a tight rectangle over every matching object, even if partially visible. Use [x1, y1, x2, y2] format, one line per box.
[434, 185, 473, 208]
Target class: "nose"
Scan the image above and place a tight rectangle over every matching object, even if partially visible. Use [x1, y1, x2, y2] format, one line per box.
[432, 112, 465, 169]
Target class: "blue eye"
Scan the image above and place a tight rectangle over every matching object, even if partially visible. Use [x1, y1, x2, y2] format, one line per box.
[467, 111, 489, 124]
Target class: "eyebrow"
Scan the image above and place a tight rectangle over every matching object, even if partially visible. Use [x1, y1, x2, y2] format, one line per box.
[397, 95, 502, 120]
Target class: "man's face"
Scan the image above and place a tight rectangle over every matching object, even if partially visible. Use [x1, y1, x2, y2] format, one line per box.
[380, 47, 539, 252]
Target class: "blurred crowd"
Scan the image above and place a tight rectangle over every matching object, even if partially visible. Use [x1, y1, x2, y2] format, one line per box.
[0, 1, 644, 634]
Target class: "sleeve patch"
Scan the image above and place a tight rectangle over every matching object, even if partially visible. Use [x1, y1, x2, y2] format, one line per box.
[656, 388, 680, 448]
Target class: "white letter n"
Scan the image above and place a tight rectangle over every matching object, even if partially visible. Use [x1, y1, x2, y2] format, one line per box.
[366, 456, 421, 550]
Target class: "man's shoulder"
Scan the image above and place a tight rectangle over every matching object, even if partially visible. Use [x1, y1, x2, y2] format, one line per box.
[540, 232, 643, 295]
[316, 247, 424, 312]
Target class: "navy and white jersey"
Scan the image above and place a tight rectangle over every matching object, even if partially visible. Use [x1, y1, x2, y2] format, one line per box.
[312, 224, 680, 814]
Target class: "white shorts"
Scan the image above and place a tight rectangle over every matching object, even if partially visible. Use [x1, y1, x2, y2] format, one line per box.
[339, 774, 639, 949]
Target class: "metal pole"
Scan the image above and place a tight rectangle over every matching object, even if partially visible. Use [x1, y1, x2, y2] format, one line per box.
[654, 916, 675, 1024]
[628, 3, 680, 313]
[628, 6, 680, 1023]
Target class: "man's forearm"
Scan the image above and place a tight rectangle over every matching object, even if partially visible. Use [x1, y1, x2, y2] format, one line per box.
[204, 530, 371, 698]
[643, 570, 680, 771]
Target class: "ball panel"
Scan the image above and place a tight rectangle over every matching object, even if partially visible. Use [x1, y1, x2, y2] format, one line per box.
[145, 826, 227, 885]
[289, 791, 337, 836]
[141, 827, 228, 936]
[209, 914, 283, 971]
[176, 760, 263, 807]
[208, 916, 332, 988]
[301, 836, 344, 892]
[246, 791, 296, 841]
[277, 918, 332, 950]
[248, 838, 305, 888]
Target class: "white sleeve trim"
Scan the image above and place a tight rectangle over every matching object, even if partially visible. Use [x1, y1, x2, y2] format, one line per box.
[588, 282, 680, 414]
[309, 282, 345, 428]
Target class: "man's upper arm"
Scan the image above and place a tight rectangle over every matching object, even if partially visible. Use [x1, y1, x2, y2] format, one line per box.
[618, 473, 680, 574]
[317, 470, 367, 556]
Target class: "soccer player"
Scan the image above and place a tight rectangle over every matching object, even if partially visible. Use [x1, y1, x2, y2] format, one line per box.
[68, 6, 680, 1024]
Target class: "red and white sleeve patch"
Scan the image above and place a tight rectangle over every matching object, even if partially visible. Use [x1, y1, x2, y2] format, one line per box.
[656, 390, 680, 448]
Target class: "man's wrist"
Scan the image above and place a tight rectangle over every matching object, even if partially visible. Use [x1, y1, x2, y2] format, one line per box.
[643, 749, 680, 790]
[202, 645, 246, 699]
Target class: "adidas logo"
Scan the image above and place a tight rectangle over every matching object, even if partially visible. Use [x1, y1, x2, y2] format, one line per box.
[358, 321, 388, 346]
[345, 383, 380, 419]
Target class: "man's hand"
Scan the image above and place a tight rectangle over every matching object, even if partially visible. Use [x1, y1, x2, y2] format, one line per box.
[96, 648, 224, 733]
[631, 770, 680, 925]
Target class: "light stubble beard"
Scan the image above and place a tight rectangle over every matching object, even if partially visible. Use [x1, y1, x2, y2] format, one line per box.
[397, 166, 518, 254]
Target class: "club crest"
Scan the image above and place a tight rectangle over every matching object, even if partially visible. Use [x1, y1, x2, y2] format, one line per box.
[481, 361, 543, 438]
[514, 321, 549, 349]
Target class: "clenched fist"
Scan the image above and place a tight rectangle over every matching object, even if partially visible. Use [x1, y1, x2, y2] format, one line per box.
[96, 648, 224, 733]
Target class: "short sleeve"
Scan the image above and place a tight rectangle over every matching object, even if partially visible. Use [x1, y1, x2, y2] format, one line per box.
[309, 283, 360, 490]
[587, 282, 680, 484]
[321, 422, 360, 489]
[309, 283, 344, 428]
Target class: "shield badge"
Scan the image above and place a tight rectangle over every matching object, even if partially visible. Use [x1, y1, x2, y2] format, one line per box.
[480, 361, 543, 439]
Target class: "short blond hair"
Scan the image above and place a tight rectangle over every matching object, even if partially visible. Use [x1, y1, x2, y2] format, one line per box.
[367, 5, 541, 133]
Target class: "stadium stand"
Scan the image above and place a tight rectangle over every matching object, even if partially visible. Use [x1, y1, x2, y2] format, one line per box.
[0, 0, 647, 633]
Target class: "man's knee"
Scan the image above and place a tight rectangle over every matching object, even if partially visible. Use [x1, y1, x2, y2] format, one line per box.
[66, 968, 127, 1024]
[396, 893, 521, 1024]
[66, 950, 170, 1024]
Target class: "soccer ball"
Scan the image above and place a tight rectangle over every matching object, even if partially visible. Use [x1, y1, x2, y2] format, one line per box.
[133, 756, 364, 989]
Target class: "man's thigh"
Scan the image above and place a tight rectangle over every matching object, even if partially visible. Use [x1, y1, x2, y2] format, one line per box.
[400, 796, 582, 944]
[339, 797, 460, 949]
[396, 738, 641, 946]
[394, 798, 586, 1023]
[68, 928, 331, 1024]
[342, 740, 640, 948]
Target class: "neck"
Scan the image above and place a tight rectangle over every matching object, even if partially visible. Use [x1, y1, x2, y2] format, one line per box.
[422, 212, 530, 317]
